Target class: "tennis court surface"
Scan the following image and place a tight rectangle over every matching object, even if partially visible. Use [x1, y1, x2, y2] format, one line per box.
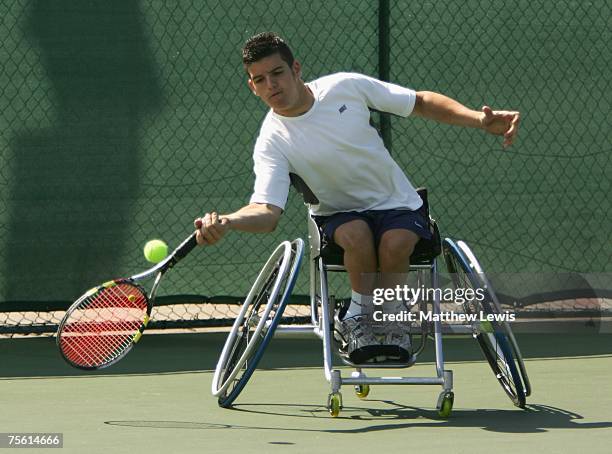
[2, 331, 611, 453]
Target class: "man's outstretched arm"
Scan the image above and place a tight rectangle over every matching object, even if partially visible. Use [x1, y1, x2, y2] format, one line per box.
[412, 91, 520, 148]
[194, 203, 282, 246]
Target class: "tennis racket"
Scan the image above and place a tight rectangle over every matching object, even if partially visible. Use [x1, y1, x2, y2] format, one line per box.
[56, 232, 198, 370]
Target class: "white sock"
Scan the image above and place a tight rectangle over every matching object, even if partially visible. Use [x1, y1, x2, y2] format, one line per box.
[344, 291, 373, 319]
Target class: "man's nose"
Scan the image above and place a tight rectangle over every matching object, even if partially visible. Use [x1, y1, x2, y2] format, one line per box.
[265, 77, 277, 90]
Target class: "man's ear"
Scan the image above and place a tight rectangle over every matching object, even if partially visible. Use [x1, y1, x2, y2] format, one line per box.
[292, 60, 302, 79]
[247, 78, 258, 96]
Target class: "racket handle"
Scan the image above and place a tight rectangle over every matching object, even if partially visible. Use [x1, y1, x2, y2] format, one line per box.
[159, 232, 198, 272]
[173, 232, 198, 261]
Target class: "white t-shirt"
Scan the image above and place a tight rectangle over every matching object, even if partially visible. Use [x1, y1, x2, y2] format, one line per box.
[249, 72, 423, 216]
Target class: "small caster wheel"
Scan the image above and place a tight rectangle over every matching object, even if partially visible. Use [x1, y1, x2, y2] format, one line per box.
[354, 384, 370, 399]
[328, 392, 342, 417]
[437, 391, 454, 419]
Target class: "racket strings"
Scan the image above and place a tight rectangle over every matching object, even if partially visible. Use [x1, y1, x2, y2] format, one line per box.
[65, 301, 136, 365]
[60, 282, 148, 367]
[62, 298, 140, 365]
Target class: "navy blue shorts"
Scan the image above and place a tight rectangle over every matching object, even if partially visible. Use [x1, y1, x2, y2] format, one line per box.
[313, 208, 432, 248]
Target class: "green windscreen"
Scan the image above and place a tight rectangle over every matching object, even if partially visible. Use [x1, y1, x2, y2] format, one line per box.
[0, 1, 609, 333]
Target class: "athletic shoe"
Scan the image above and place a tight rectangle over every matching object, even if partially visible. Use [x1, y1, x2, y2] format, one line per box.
[380, 322, 412, 355]
[334, 313, 387, 362]
[371, 301, 413, 362]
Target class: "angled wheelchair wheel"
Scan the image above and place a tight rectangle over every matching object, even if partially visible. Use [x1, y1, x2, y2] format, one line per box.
[443, 238, 529, 408]
[211, 239, 303, 408]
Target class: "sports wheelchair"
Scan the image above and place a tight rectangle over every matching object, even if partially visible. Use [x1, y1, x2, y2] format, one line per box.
[211, 176, 531, 417]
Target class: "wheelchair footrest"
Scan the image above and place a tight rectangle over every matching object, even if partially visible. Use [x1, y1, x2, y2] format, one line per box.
[340, 355, 417, 369]
[337, 345, 415, 368]
[350, 344, 411, 364]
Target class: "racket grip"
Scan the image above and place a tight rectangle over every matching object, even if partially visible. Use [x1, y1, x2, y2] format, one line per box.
[174, 232, 198, 261]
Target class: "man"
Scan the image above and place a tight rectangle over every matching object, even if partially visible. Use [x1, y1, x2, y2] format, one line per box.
[195, 32, 520, 363]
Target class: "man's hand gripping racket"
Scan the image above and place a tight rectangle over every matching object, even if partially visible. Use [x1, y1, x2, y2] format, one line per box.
[56, 233, 198, 370]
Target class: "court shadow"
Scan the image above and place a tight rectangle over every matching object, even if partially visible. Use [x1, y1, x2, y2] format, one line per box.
[104, 403, 612, 434]
[2, 0, 161, 304]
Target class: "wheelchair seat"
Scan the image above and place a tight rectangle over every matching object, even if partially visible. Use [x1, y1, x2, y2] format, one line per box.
[317, 188, 441, 267]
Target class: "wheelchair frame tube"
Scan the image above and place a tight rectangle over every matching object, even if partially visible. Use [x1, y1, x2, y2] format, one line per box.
[342, 376, 445, 386]
[431, 259, 446, 378]
[309, 252, 318, 326]
[318, 258, 334, 383]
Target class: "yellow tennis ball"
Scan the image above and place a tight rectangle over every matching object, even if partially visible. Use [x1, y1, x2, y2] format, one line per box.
[143, 239, 168, 263]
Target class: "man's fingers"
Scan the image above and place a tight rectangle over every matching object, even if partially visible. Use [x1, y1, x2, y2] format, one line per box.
[196, 214, 218, 245]
[195, 228, 208, 246]
[199, 223, 216, 244]
[204, 212, 220, 227]
[195, 212, 228, 246]
[204, 224, 223, 243]
[483, 108, 520, 122]
[503, 113, 520, 145]
[511, 112, 521, 129]
[503, 123, 519, 148]
[505, 116, 518, 136]
[505, 122, 518, 139]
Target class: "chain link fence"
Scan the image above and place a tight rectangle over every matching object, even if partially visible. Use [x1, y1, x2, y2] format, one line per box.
[389, 0, 611, 274]
[1, 0, 610, 334]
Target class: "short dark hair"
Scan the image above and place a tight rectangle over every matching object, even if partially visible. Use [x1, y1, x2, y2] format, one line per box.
[242, 32, 295, 73]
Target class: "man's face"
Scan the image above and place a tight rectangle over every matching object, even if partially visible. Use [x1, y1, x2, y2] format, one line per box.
[247, 53, 302, 115]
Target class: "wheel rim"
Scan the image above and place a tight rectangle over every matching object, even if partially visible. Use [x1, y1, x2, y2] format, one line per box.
[443, 239, 526, 408]
[213, 240, 304, 406]
[217, 265, 279, 403]
[212, 241, 292, 396]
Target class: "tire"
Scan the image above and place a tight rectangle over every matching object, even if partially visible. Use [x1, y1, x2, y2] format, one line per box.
[212, 239, 304, 407]
[443, 238, 528, 408]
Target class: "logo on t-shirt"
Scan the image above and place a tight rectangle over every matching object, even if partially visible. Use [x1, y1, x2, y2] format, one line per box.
[339, 104, 347, 114]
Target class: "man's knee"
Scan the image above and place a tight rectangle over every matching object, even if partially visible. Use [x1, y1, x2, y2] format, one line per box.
[334, 220, 374, 251]
[378, 229, 419, 266]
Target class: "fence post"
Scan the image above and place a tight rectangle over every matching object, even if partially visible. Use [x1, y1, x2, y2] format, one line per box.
[378, 0, 392, 152]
